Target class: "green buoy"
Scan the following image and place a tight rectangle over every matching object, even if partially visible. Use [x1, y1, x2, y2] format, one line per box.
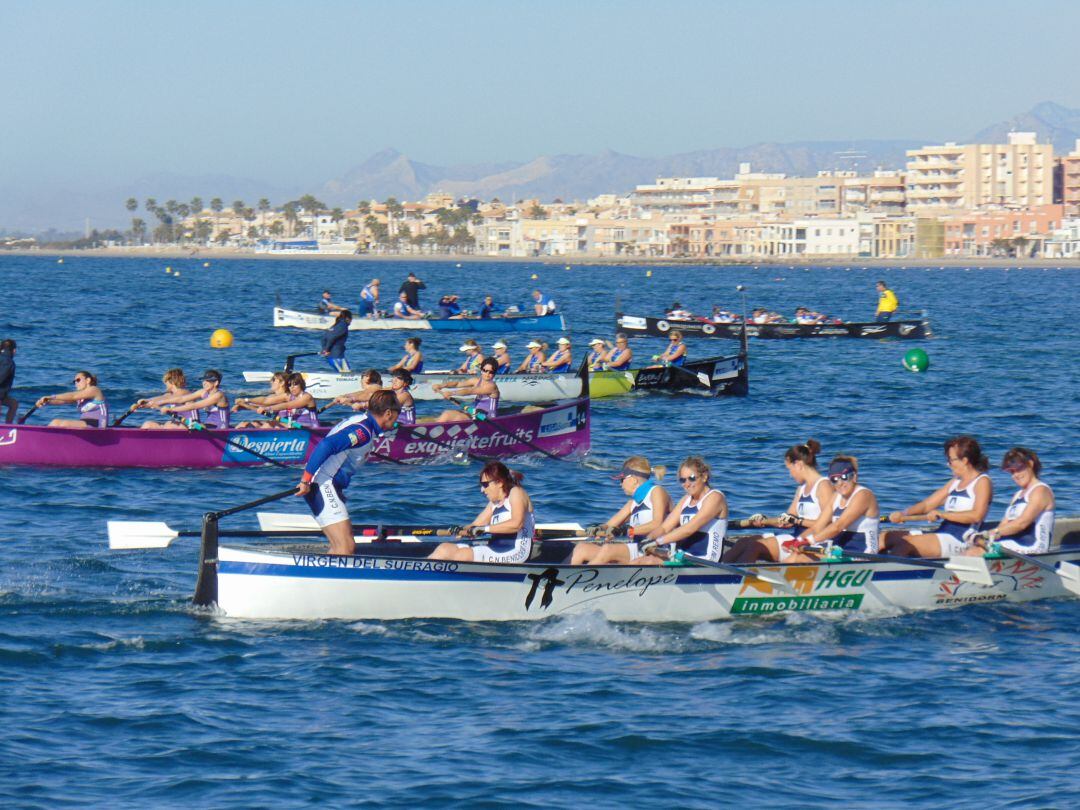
[903, 348, 929, 373]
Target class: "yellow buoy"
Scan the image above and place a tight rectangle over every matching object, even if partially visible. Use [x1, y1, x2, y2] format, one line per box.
[165, 268, 172, 274]
[646, 270, 652, 277]
[530, 273, 538, 280]
[210, 328, 234, 349]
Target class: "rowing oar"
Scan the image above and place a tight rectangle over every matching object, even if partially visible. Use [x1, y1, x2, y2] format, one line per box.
[16, 405, 38, 424]
[448, 396, 575, 464]
[111, 402, 143, 427]
[109, 486, 301, 549]
[829, 549, 994, 585]
[665, 550, 794, 591]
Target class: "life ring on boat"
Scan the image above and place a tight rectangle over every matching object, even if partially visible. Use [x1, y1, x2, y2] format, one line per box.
[702, 323, 716, 335]
[656, 319, 670, 332]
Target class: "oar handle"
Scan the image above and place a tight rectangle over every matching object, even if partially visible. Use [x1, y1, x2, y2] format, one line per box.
[17, 405, 39, 424]
[111, 403, 140, 427]
[211, 487, 301, 521]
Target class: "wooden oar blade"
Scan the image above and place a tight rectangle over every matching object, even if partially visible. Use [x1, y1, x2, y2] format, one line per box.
[1056, 560, 1080, 596]
[108, 521, 180, 550]
[944, 555, 994, 586]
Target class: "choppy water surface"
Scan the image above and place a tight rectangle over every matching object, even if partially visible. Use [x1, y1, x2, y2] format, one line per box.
[0, 255, 1077, 807]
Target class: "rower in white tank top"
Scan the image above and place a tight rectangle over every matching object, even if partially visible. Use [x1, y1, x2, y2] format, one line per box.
[996, 482, 1055, 554]
[831, 485, 880, 553]
[467, 494, 534, 564]
[674, 488, 727, 561]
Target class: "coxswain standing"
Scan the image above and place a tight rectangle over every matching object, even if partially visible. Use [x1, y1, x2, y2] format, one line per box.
[296, 389, 400, 555]
[36, 370, 108, 429]
[570, 457, 672, 565]
[428, 462, 535, 564]
[884, 436, 992, 558]
[398, 271, 426, 310]
[966, 447, 1055, 556]
[159, 369, 230, 429]
[0, 338, 18, 422]
[321, 310, 352, 373]
[875, 280, 898, 322]
[358, 279, 380, 317]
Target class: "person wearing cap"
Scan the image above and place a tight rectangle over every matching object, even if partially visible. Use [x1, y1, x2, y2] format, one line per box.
[964, 447, 1054, 556]
[585, 338, 607, 371]
[432, 357, 501, 422]
[35, 369, 109, 429]
[602, 334, 633, 370]
[532, 289, 556, 316]
[358, 279, 380, 317]
[784, 456, 880, 562]
[158, 369, 230, 429]
[296, 389, 401, 555]
[516, 340, 546, 373]
[320, 309, 352, 373]
[570, 457, 672, 565]
[490, 341, 512, 374]
[318, 290, 345, 315]
[456, 340, 484, 374]
[542, 337, 572, 373]
[723, 440, 835, 563]
[390, 369, 416, 426]
[392, 291, 425, 320]
[651, 330, 686, 368]
[389, 337, 424, 374]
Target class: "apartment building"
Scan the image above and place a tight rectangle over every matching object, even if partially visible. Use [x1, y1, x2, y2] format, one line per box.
[841, 171, 906, 215]
[941, 204, 1064, 257]
[906, 132, 1053, 212]
[1044, 219, 1080, 258]
[1056, 139, 1080, 217]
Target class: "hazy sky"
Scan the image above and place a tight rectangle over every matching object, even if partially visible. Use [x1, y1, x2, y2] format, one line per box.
[2, 0, 1079, 189]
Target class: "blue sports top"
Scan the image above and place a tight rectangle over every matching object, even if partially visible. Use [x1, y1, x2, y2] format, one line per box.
[606, 348, 631, 369]
[547, 349, 571, 373]
[303, 412, 384, 489]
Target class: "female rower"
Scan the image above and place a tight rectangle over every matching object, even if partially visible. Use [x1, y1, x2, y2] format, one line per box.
[390, 369, 417, 426]
[570, 457, 671, 565]
[331, 369, 384, 410]
[542, 337, 572, 373]
[885, 436, 992, 558]
[651, 330, 686, 368]
[965, 447, 1055, 556]
[784, 456, 880, 562]
[634, 457, 727, 565]
[490, 341, 512, 374]
[135, 368, 192, 429]
[457, 340, 484, 373]
[515, 340, 546, 373]
[320, 309, 352, 373]
[428, 462, 535, 564]
[723, 440, 835, 563]
[585, 338, 607, 371]
[36, 371, 108, 428]
[603, 334, 633, 369]
[228, 371, 290, 429]
[159, 369, 230, 429]
[433, 357, 500, 422]
[389, 337, 424, 373]
[256, 373, 320, 429]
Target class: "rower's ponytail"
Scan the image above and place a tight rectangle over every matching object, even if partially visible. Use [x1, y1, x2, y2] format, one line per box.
[652, 465, 667, 482]
[785, 439, 821, 468]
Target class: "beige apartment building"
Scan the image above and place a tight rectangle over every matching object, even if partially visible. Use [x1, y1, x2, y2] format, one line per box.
[1057, 139, 1080, 217]
[906, 132, 1053, 212]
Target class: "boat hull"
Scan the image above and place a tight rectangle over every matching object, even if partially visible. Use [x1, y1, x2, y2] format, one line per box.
[616, 313, 932, 339]
[275, 307, 566, 332]
[214, 545, 1080, 621]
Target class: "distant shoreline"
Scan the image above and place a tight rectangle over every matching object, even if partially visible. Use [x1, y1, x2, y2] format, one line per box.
[2, 246, 1077, 268]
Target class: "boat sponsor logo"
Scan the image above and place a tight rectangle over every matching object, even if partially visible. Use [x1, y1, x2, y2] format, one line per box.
[221, 431, 311, 463]
[816, 329, 849, 336]
[732, 565, 872, 613]
[859, 325, 887, 335]
[289, 553, 460, 574]
[619, 316, 647, 329]
[702, 323, 716, 335]
[899, 324, 916, 335]
[0, 428, 15, 447]
[935, 557, 1045, 604]
[537, 405, 586, 438]
[711, 358, 741, 379]
[656, 319, 671, 332]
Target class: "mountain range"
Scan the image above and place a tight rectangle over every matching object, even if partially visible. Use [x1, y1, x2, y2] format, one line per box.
[5, 102, 1079, 233]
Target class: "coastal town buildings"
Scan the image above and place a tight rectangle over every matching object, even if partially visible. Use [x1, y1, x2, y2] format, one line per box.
[1057, 140, 1080, 217]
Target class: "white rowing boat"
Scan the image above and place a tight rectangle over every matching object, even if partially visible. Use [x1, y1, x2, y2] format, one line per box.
[110, 512, 1080, 622]
[274, 306, 566, 333]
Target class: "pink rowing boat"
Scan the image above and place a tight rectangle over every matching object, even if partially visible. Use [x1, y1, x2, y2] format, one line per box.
[0, 397, 590, 468]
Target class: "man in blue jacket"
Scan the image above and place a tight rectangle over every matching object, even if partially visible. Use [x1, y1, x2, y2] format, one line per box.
[0, 339, 16, 423]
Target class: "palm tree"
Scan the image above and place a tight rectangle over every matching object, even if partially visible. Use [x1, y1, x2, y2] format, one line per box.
[130, 217, 146, 244]
[283, 203, 299, 238]
[126, 197, 138, 214]
[190, 197, 203, 216]
[357, 200, 371, 216]
[144, 198, 157, 217]
[257, 198, 271, 236]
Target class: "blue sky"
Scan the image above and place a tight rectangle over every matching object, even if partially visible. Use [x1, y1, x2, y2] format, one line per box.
[1, 0, 1078, 189]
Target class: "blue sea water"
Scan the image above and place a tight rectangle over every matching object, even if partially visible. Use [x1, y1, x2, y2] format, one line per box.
[0, 255, 1078, 808]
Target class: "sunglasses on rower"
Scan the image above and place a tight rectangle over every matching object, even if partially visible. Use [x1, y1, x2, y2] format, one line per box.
[678, 474, 698, 484]
[479, 479, 495, 491]
[829, 473, 855, 483]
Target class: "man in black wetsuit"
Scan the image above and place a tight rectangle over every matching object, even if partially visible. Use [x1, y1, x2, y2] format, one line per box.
[399, 272, 426, 310]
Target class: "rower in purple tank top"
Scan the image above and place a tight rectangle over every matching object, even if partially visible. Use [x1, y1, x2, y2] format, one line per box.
[433, 357, 501, 423]
[257, 372, 320, 430]
[159, 369, 230, 429]
[35, 370, 109, 429]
